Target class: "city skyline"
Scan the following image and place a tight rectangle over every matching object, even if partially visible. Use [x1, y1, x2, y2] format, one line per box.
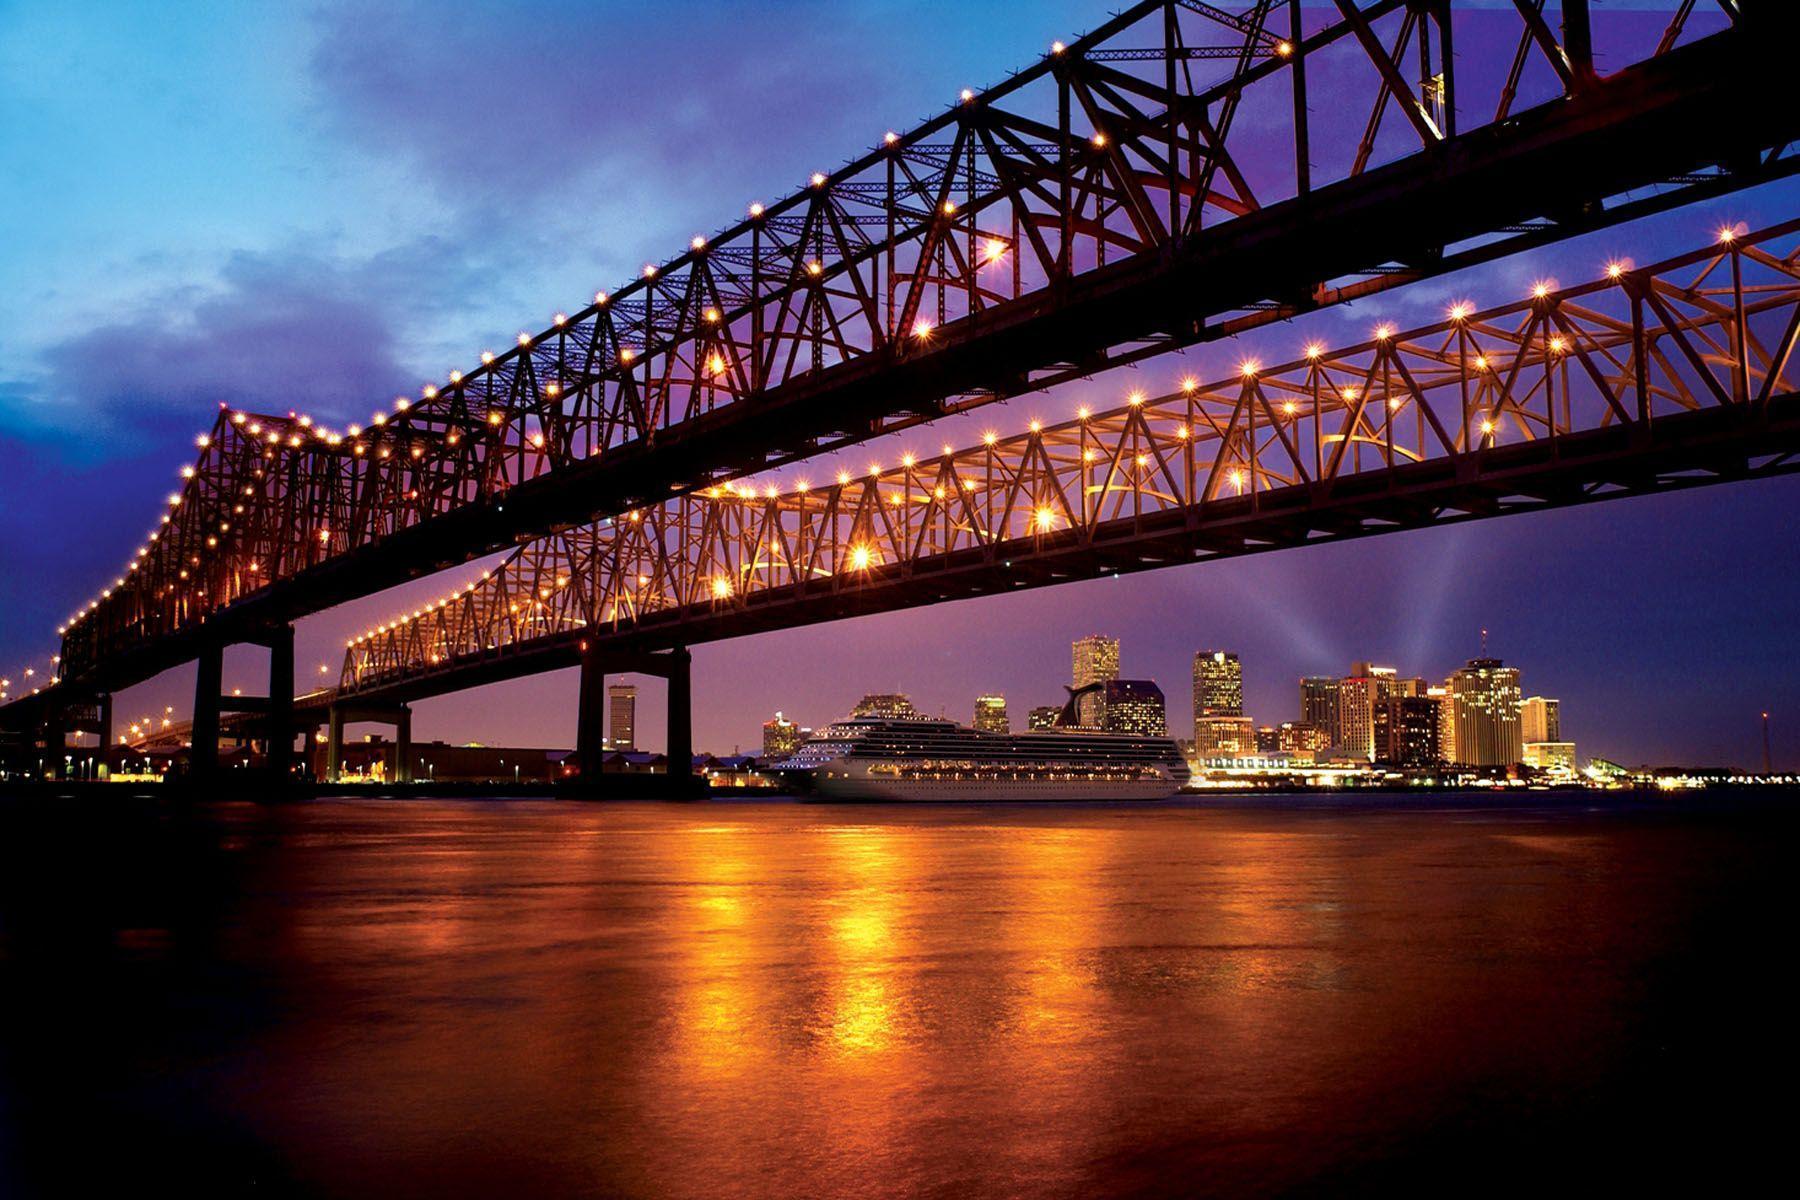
[2, 1, 1797, 771]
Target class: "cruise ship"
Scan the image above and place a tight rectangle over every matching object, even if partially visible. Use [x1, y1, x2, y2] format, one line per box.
[771, 716, 1190, 801]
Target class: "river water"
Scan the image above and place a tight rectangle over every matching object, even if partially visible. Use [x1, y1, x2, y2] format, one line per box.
[0, 794, 1790, 1196]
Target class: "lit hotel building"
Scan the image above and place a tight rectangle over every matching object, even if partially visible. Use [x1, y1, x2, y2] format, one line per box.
[1195, 715, 1255, 757]
[1193, 650, 1243, 717]
[1450, 657, 1524, 767]
[1072, 636, 1120, 728]
[973, 695, 1010, 734]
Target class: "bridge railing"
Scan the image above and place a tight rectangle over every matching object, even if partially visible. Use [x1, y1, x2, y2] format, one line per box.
[340, 216, 1800, 696]
[56, 0, 1756, 687]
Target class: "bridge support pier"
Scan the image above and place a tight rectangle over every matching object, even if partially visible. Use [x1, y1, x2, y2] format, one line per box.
[562, 643, 698, 798]
[326, 700, 412, 784]
[266, 625, 294, 785]
[576, 650, 606, 783]
[666, 647, 693, 792]
[191, 642, 223, 781]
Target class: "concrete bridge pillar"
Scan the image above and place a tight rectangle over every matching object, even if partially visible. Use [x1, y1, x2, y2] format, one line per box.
[326, 706, 345, 782]
[394, 704, 413, 784]
[667, 646, 692, 787]
[266, 624, 294, 784]
[576, 650, 606, 781]
[191, 642, 223, 780]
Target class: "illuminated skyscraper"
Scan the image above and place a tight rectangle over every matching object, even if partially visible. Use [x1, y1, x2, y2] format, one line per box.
[1429, 685, 1457, 765]
[1072, 635, 1120, 728]
[852, 693, 917, 719]
[1450, 658, 1524, 767]
[1374, 695, 1442, 766]
[1339, 663, 1397, 761]
[1299, 676, 1342, 746]
[1102, 680, 1166, 736]
[1193, 650, 1243, 716]
[608, 683, 637, 750]
[762, 712, 803, 759]
[1521, 696, 1561, 744]
[973, 694, 1010, 734]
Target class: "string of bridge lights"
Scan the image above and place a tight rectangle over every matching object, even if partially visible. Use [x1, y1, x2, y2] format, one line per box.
[339, 224, 1757, 658]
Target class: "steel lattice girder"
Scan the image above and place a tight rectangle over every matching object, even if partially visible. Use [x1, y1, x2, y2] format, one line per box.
[27, 0, 1800, 703]
[334, 217, 1800, 703]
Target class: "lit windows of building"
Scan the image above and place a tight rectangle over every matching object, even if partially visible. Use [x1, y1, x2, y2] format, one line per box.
[973, 694, 1010, 734]
[1254, 726, 1281, 754]
[852, 693, 917, 719]
[1194, 714, 1255, 758]
[1450, 657, 1524, 767]
[1276, 721, 1329, 763]
[1429, 685, 1457, 766]
[1339, 663, 1397, 761]
[1373, 695, 1442, 767]
[1101, 679, 1166, 736]
[1523, 741, 1577, 775]
[1299, 676, 1341, 746]
[1193, 649, 1243, 717]
[1522, 696, 1561, 745]
[1072, 635, 1120, 728]
[763, 712, 803, 759]
[608, 683, 637, 751]
[1027, 705, 1062, 731]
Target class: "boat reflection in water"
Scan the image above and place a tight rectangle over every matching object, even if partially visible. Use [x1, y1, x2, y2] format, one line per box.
[773, 716, 1190, 801]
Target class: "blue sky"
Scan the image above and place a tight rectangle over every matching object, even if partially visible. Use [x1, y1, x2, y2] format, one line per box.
[2, 1, 1795, 768]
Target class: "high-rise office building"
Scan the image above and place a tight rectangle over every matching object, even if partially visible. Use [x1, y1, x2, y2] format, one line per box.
[1254, 726, 1281, 754]
[1428, 685, 1457, 766]
[1072, 635, 1120, 728]
[1299, 676, 1342, 746]
[762, 712, 803, 759]
[1101, 680, 1166, 736]
[1450, 657, 1524, 766]
[973, 694, 1010, 734]
[1027, 705, 1063, 731]
[608, 683, 637, 750]
[1193, 650, 1243, 717]
[1339, 663, 1397, 761]
[1373, 695, 1442, 767]
[1521, 696, 1561, 744]
[852, 693, 917, 719]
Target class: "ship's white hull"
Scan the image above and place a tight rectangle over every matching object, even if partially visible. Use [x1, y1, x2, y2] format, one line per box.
[804, 764, 1184, 802]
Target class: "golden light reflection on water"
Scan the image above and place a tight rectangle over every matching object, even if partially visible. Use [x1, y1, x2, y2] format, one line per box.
[209, 799, 1736, 1198]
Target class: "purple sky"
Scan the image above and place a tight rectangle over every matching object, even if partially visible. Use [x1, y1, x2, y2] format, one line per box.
[1, 2, 1794, 769]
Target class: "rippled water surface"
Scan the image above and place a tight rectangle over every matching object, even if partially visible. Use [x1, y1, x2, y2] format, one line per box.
[1, 794, 1791, 1196]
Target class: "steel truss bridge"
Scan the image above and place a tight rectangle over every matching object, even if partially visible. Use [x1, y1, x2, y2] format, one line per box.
[4, 0, 1799, 785]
